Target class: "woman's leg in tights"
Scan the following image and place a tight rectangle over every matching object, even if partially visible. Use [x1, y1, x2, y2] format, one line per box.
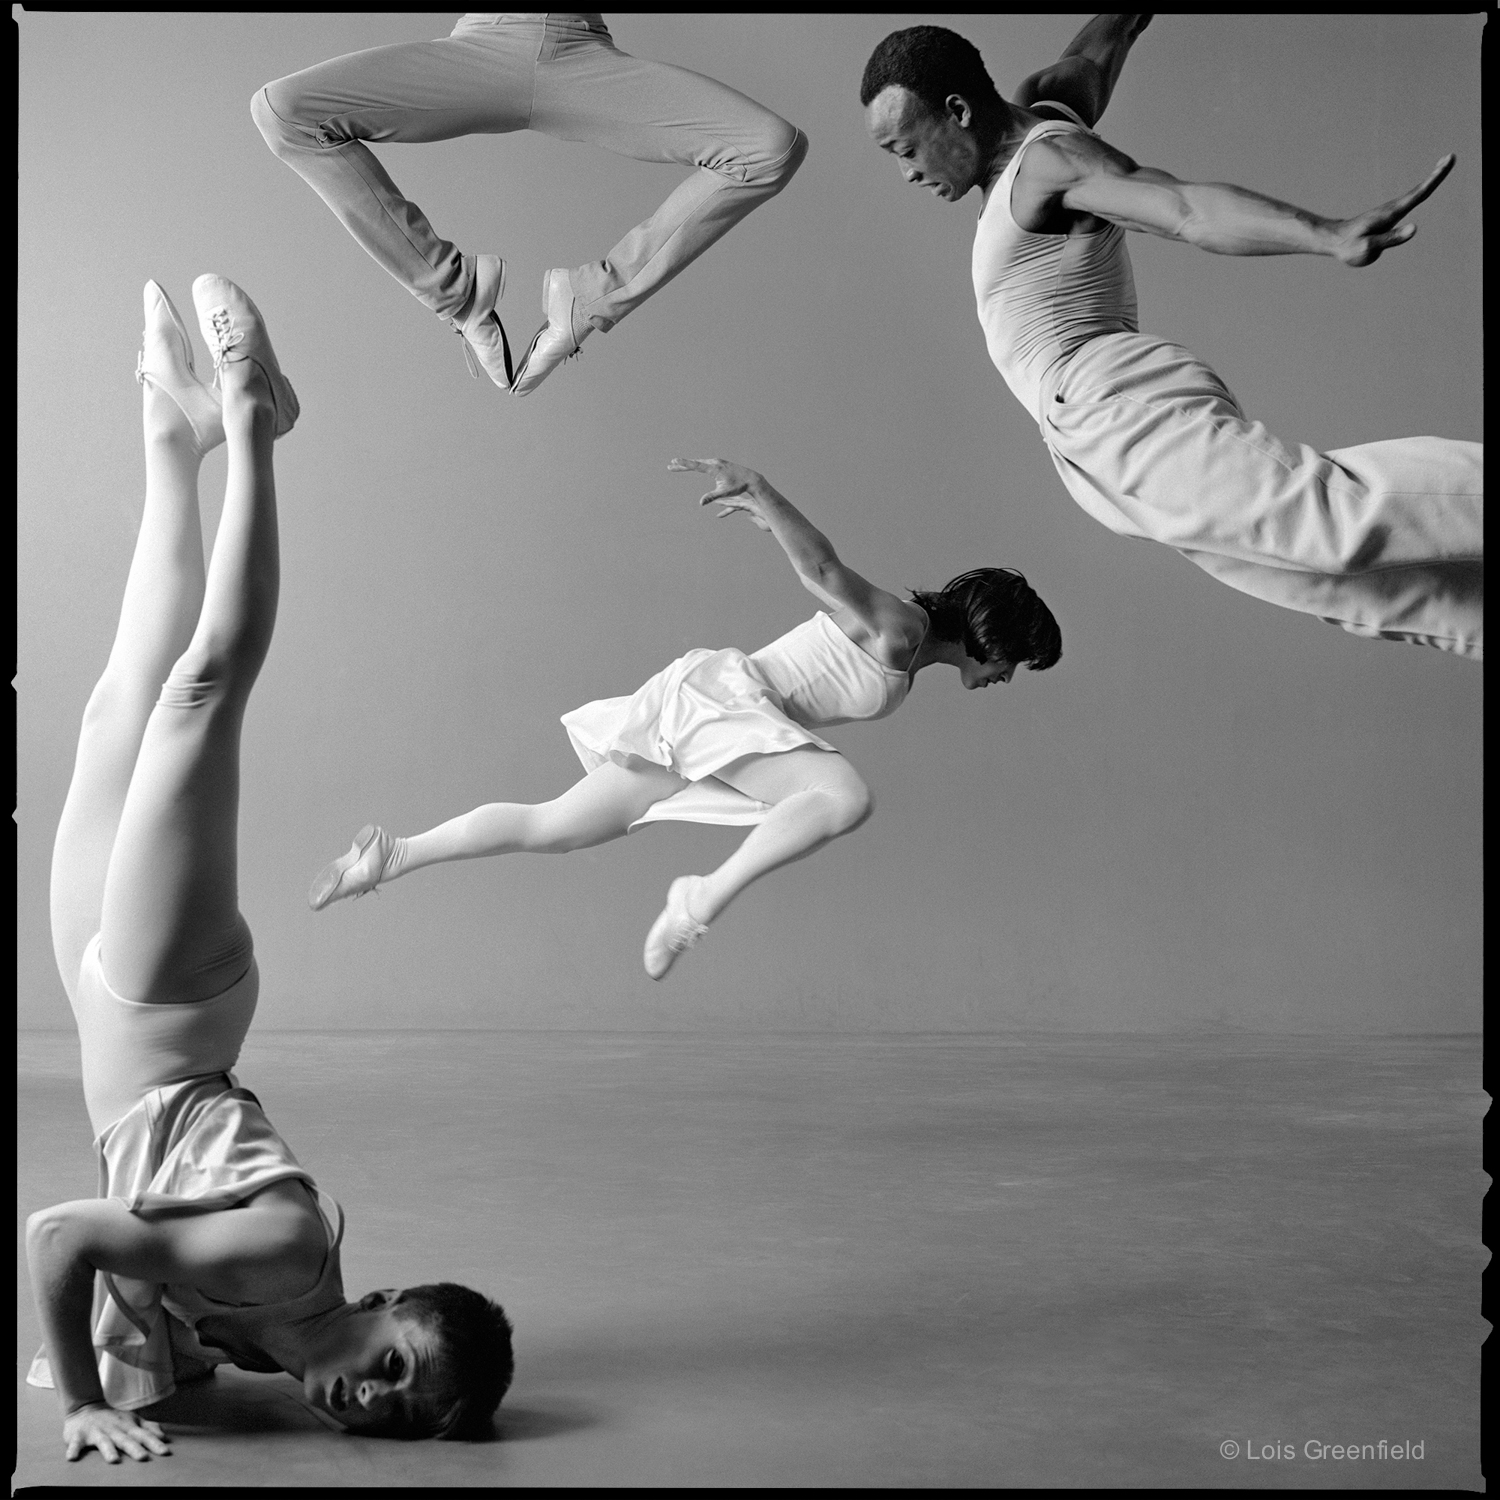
[382, 761, 690, 881]
[97, 359, 280, 1004]
[49, 388, 208, 1000]
[688, 748, 872, 925]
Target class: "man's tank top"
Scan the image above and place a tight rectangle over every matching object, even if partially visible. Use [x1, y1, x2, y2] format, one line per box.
[971, 102, 1139, 422]
[749, 611, 914, 729]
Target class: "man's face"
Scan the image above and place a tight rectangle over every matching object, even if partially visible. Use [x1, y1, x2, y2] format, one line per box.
[866, 85, 984, 202]
[302, 1290, 443, 1435]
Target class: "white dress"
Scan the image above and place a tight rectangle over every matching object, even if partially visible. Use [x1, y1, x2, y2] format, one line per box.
[562, 611, 914, 827]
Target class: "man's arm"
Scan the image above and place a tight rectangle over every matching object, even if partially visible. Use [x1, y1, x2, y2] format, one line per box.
[1041, 132, 1455, 265]
[1014, 14, 1153, 128]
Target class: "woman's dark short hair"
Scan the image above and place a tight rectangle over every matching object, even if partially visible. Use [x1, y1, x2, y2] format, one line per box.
[860, 26, 1002, 116]
[912, 567, 1062, 672]
[375, 1283, 515, 1441]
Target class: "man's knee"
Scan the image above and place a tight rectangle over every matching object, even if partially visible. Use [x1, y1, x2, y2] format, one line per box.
[251, 78, 316, 152]
[746, 118, 807, 191]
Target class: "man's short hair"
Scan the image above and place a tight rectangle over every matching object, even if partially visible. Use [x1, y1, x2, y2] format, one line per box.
[860, 26, 1002, 117]
[379, 1283, 515, 1441]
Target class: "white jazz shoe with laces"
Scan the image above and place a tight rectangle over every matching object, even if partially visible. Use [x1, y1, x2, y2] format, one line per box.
[191, 274, 300, 437]
[309, 824, 398, 911]
[137, 280, 224, 455]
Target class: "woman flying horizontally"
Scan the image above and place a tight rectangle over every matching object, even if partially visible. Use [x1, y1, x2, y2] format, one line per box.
[28, 278, 513, 1463]
[310, 458, 1063, 979]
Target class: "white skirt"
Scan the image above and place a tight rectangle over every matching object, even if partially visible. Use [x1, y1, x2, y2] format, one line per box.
[561, 646, 836, 828]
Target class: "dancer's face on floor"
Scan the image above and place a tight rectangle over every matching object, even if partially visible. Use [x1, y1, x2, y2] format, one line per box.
[866, 86, 984, 202]
[960, 653, 1017, 690]
[303, 1290, 443, 1435]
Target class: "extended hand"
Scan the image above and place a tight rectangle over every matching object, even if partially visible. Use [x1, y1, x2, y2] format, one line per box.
[667, 457, 773, 529]
[1331, 155, 1454, 267]
[63, 1402, 172, 1463]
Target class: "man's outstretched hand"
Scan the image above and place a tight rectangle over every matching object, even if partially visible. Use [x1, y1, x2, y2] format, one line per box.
[1331, 155, 1454, 267]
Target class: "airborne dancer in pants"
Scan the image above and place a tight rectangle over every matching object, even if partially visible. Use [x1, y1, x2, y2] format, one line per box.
[862, 16, 1482, 658]
[254, 13, 806, 396]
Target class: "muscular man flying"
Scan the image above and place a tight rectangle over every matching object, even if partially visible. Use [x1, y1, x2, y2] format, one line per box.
[863, 16, 1482, 658]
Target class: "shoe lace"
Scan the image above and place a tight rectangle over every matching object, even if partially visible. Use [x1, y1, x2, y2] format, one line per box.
[667, 915, 708, 954]
[135, 348, 147, 387]
[206, 307, 243, 386]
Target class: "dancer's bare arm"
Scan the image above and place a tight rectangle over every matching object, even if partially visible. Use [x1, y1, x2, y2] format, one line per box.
[1030, 131, 1455, 264]
[668, 459, 927, 664]
[1015, 13, 1153, 128]
[27, 1188, 319, 1461]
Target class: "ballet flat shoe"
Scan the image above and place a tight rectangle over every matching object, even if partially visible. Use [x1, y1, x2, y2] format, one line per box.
[137, 280, 225, 454]
[449, 253, 513, 390]
[643, 875, 710, 981]
[191, 274, 300, 438]
[309, 824, 393, 911]
[510, 268, 592, 397]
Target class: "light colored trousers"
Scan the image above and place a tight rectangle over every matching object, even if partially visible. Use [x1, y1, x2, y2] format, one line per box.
[1041, 333, 1484, 658]
[252, 12, 806, 328]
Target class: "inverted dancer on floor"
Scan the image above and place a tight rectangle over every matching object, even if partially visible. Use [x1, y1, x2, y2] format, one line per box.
[862, 15, 1483, 657]
[310, 458, 1062, 979]
[253, 12, 806, 396]
[27, 279, 513, 1465]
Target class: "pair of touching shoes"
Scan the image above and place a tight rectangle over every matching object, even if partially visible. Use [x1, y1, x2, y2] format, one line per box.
[309, 824, 400, 911]
[643, 875, 711, 981]
[138, 276, 299, 449]
[451, 259, 590, 397]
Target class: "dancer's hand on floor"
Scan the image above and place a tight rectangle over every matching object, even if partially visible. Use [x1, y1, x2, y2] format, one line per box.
[669, 457, 773, 528]
[1331, 155, 1455, 267]
[62, 1402, 172, 1464]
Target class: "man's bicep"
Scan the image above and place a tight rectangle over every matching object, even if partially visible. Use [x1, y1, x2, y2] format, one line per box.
[1063, 151, 1191, 238]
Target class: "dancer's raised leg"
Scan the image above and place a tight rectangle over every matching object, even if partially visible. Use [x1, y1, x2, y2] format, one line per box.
[98, 280, 289, 1004]
[644, 747, 872, 978]
[49, 285, 221, 996]
[310, 760, 689, 909]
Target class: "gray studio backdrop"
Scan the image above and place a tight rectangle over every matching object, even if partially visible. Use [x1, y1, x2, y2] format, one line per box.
[18, 13, 1482, 1033]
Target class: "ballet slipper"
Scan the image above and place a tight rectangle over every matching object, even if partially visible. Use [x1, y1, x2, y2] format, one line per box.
[137, 280, 225, 454]
[643, 875, 710, 980]
[448, 253, 513, 390]
[309, 824, 396, 911]
[510, 268, 592, 398]
[190, 274, 300, 437]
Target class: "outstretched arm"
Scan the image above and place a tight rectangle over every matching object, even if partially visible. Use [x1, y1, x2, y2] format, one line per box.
[1015, 14, 1153, 128]
[1046, 131, 1455, 264]
[667, 459, 926, 665]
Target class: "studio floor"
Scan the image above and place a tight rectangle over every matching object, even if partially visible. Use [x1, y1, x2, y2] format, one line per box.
[15, 1031, 1484, 1490]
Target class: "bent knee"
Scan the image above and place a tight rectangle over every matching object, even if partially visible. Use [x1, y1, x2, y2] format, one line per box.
[747, 119, 807, 188]
[818, 775, 873, 834]
[252, 78, 317, 148]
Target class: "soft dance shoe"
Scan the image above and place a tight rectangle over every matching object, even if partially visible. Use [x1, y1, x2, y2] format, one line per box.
[510, 268, 592, 398]
[643, 875, 711, 981]
[449, 254, 513, 390]
[137, 280, 225, 454]
[309, 824, 395, 911]
[190, 274, 300, 438]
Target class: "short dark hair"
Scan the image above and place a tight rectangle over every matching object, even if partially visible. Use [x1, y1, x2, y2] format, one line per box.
[860, 26, 1002, 116]
[375, 1283, 515, 1441]
[911, 568, 1062, 672]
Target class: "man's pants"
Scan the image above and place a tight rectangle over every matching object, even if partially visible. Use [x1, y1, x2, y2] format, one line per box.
[253, 12, 806, 327]
[1042, 332, 1484, 658]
